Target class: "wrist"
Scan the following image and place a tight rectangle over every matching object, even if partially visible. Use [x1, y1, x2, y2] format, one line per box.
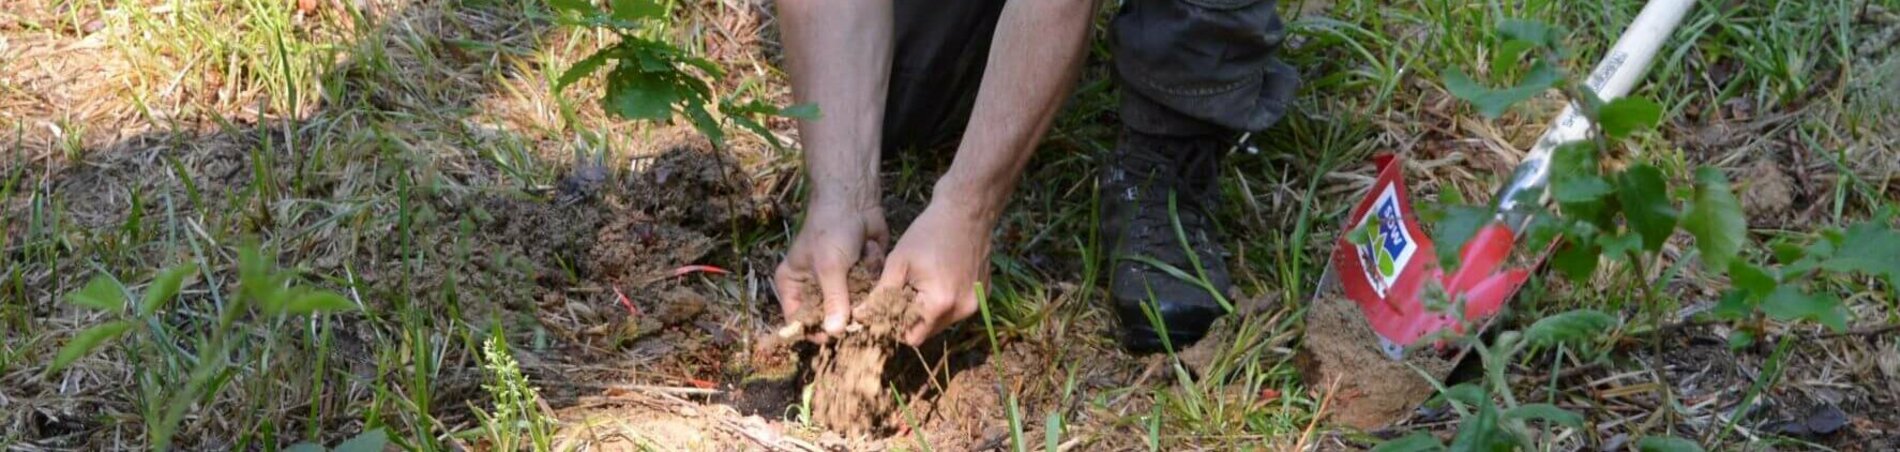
[931, 172, 1010, 224]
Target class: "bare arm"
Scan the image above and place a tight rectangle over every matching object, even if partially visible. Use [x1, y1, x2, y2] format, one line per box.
[773, 0, 894, 338]
[936, 0, 1096, 220]
[879, 0, 1097, 345]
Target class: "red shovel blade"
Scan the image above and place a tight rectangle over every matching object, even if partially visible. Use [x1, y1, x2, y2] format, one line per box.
[1329, 155, 1531, 357]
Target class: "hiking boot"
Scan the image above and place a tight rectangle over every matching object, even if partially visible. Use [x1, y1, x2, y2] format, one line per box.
[1100, 129, 1234, 353]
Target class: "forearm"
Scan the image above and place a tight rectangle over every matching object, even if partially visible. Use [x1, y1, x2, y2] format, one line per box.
[935, 0, 1095, 220]
[777, 0, 894, 210]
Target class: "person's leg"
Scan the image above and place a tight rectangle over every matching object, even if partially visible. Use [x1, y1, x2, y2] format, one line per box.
[1102, 0, 1298, 352]
[881, 0, 1008, 155]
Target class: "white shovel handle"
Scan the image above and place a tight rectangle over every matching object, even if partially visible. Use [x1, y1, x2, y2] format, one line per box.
[1493, 0, 1697, 227]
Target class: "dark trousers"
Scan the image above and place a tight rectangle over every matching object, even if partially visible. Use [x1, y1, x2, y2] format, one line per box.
[881, 0, 1298, 154]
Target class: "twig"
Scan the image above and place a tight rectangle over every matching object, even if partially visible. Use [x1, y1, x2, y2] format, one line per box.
[1294, 375, 1342, 452]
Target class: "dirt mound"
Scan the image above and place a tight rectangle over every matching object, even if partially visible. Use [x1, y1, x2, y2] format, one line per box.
[627, 145, 770, 227]
[1297, 295, 1455, 429]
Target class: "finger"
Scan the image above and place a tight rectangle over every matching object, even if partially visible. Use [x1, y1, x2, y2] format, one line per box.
[772, 262, 808, 318]
[817, 257, 855, 337]
[860, 240, 886, 271]
[902, 291, 957, 347]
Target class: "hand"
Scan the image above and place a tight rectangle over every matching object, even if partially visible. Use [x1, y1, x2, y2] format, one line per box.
[774, 197, 888, 341]
[875, 199, 998, 346]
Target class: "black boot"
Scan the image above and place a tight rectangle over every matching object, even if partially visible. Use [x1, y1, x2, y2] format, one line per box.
[1101, 129, 1233, 353]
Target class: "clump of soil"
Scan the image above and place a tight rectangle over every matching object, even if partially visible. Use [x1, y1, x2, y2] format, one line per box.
[808, 285, 921, 436]
[1297, 295, 1455, 429]
[1740, 158, 1796, 223]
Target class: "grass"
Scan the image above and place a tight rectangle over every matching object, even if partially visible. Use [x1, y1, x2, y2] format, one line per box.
[3, 0, 1898, 450]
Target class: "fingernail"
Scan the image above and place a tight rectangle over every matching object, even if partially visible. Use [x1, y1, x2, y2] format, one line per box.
[823, 315, 846, 335]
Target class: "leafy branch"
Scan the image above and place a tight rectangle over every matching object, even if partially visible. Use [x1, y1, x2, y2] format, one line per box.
[548, 0, 816, 149]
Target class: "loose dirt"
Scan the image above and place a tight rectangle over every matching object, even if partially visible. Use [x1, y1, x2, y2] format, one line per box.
[1297, 295, 1455, 429]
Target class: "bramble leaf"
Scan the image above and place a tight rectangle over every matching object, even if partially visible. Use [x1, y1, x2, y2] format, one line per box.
[1682, 167, 1746, 270]
[1444, 59, 1564, 119]
[1551, 239, 1600, 282]
[333, 428, 389, 452]
[1524, 309, 1615, 348]
[1498, 19, 1564, 49]
[1616, 164, 1677, 251]
[49, 320, 133, 373]
[69, 275, 126, 311]
[1761, 286, 1847, 332]
[1727, 261, 1776, 298]
[1818, 221, 1900, 287]
[546, 0, 594, 13]
[1431, 204, 1492, 269]
[1597, 97, 1664, 139]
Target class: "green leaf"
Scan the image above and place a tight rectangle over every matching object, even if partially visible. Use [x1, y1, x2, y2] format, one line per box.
[1504, 403, 1584, 428]
[1596, 232, 1642, 260]
[1636, 436, 1706, 452]
[779, 102, 821, 120]
[268, 290, 357, 316]
[1549, 143, 1610, 224]
[1444, 60, 1564, 118]
[1490, 39, 1537, 80]
[1596, 97, 1665, 139]
[684, 101, 725, 147]
[555, 47, 614, 92]
[1551, 239, 1600, 282]
[1044, 411, 1063, 452]
[1497, 19, 1563, 48]
[1440, 383, 1489, 407]
[1524, 309, 1614, 347]
[1372, 432, 1446, 452]
[1727, 261, 1776, 297]
[1761, 286, 1847, 332]
[140, 265, 195, 317]
[1431, 205, 1493, 269]
[610, 0, 665, 21]
[68, 275, 127, 311]
[1682, 167, 1746, 271]
[604, 70, 681, 120]
[1709, 289, 1755, 320]
[1818, 221, 1900, 287]
[1447, 396, 1507, 451]
[284, 443, 325, 452]
[1615, 164, 1678, 251]
[1727, 329, 1756, 350]
[333, 428, 388, 452]
[546, 0, 594, 13]
[48, 320, 134, 373]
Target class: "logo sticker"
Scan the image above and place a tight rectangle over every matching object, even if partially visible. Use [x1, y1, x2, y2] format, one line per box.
[1356, 184, 1416, 297]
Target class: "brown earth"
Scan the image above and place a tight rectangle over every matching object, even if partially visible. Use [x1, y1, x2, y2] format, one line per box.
[1297, 295, 1456, 429]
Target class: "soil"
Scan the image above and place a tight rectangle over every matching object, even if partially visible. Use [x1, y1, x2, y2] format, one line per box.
[1297, 295, 1456, 429]
[1740, 158, 1796, 224]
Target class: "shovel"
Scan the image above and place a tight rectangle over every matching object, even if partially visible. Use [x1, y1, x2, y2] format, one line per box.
[1306, 0, 1696, 417]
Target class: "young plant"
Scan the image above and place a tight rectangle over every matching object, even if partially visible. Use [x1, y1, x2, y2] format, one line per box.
[50, 242, 359, 450]
[548, 0, 816, 149]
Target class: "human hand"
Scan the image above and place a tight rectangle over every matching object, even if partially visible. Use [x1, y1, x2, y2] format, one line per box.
[774, 197, 888, 341]
[874, 199, 997, 346]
